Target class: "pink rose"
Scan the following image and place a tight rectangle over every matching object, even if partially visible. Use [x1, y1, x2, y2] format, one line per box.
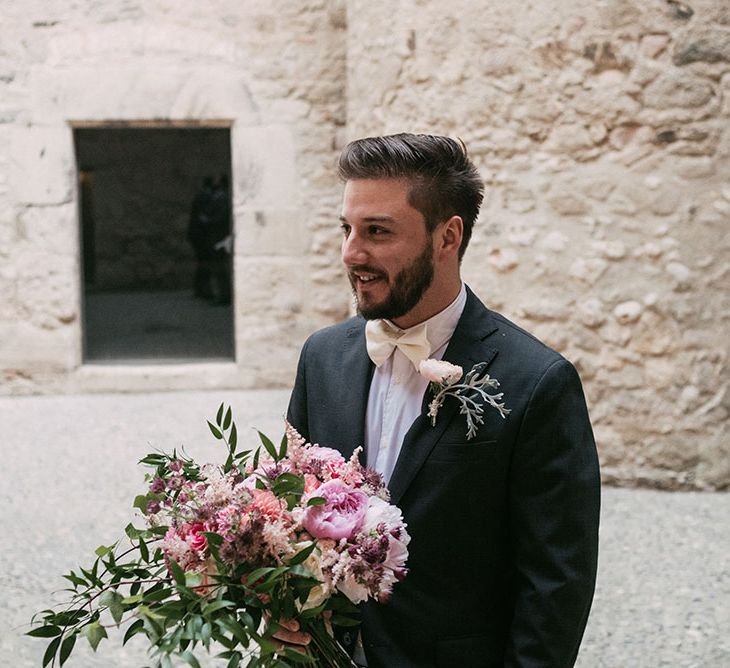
[418, 358, 463, 385]
[303, 480, 368, 540]
[184, 522, 208, 552]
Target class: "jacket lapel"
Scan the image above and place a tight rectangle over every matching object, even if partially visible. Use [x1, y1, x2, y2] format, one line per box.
[336, 319, 374, 462]
[388, 289, 499, 505]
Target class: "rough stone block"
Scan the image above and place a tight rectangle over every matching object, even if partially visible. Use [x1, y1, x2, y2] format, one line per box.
[232, 125, 297, 209]
[8, 126, 74, 205]
[234, 208, 308, 257]
[673, 27, 730, 66]
[643, 72, 715, 109]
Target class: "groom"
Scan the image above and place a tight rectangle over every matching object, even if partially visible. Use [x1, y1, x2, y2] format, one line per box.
[287, 134, 600, 667]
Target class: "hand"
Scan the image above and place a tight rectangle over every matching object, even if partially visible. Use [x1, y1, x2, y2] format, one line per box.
[269, 616, 311, 656]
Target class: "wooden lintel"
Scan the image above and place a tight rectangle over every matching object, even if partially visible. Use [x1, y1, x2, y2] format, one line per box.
[68, 119, 234, 129]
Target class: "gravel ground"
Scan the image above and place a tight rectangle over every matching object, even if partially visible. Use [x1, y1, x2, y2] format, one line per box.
[1, 389, 728, 668]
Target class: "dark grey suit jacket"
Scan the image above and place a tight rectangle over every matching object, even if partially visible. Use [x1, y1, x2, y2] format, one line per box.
[287, 287, 600, 668]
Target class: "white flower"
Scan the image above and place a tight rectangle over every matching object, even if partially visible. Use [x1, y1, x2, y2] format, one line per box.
[362, 497, 408, 538]
[298, 549, 332, 611]
[337, 572, 370, 604]
[418, 359, 463, 385]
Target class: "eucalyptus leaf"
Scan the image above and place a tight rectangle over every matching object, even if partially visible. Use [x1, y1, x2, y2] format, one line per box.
[203, 600, 235, 616]
[42, 636, 61, 668]
[257, 431, 279, 461]
[168, 558, 186, 586]
[287, 542, 316, 566]
[62, 571, 87, 588]
[282, 647, 317, 664]
[208, 421, 224, 440]
[225, 651, 243, 668]
[216, 403, 224, 426]
[26, 625, 62, 638]
[217, 618, 249, 646]
[59, 633, 76, 666]
[180, 650, 202, 668]
[330, 614, 360, 627]
[122, 618, 145, 645]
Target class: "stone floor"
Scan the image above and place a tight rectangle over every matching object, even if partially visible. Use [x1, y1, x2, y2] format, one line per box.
[1, 389, 728, 667]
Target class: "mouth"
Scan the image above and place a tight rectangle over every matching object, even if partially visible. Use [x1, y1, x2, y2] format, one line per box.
[352, 271, 380, 283]
[348, 269, 387, 294]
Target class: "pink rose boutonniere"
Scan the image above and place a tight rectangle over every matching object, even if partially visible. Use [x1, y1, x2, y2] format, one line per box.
[418, 359, 511, 440]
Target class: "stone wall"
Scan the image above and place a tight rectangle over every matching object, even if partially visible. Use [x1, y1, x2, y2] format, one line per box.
[0, 0, 348, 389]
[345, 0, 729, 489]
[0, 0, 727, 489]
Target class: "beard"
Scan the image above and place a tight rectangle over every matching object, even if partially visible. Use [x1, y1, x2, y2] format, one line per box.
[348, 238, 435, 321]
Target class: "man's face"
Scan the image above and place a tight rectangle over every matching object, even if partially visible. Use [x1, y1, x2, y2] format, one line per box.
[340, 178, 436, 324]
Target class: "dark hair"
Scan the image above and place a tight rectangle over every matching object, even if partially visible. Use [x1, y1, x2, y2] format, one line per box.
[337, 133, 484, 260]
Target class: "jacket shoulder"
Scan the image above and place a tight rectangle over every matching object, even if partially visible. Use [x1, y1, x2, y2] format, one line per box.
[485, 308, 569, 376]
[302, 316, 364, 354]
[492, 310, 561, 352]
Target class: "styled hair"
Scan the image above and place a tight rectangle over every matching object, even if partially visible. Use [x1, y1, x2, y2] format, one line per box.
[337, 133, 484, 260]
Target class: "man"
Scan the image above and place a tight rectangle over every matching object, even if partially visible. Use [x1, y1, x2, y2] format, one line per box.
[287, 134, 600, 667]
[187, 176, 215, 300]
[209, 174, 232, 305]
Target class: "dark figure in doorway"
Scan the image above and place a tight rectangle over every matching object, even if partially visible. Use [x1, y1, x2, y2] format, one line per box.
[187, 176, 215, 300]
[209, 174, 232, 306]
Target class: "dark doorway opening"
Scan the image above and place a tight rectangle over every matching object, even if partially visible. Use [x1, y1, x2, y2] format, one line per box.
[74, 125, 234, 362]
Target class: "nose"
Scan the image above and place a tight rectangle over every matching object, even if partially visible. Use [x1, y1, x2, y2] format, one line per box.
[341, 229, 368, 267]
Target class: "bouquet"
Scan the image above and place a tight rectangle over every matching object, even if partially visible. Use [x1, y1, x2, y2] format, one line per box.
[29, 405, 410, 667]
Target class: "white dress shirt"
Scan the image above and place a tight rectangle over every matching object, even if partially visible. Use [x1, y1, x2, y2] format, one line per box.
[364, 283, 467, 483]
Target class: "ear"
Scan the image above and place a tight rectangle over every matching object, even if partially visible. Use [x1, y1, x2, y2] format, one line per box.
[435, 215, 463, 260]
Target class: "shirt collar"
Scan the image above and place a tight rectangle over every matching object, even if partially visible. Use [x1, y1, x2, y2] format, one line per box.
[384, 282, 466, 356]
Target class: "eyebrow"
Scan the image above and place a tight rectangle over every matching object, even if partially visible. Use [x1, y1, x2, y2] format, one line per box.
[338, 215, 397, 223]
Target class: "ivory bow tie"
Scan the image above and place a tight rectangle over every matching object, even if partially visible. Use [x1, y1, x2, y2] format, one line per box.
[365, 319, 431, 369]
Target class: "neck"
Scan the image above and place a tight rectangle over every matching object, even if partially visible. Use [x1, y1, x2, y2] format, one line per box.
[391, 276, 462, 329]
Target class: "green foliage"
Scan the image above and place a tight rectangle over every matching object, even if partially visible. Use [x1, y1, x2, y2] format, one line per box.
[27, 404, 356, 668]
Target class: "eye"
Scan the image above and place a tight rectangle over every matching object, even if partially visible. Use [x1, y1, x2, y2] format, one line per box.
[340, 223, 351, 237]
[368, 225, 388, 236]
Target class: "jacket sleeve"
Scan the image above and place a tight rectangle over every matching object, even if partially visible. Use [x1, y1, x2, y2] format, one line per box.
[286, 336, 311, 442]
[505, 358, 600, 667]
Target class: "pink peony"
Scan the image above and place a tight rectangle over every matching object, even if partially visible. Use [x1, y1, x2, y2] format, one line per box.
[303, 480, 368, 540]
[418, 358, 463, 385]
[309, 445, 345, 464]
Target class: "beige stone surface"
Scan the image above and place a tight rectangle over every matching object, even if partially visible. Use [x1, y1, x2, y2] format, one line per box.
[344, 0, 729, 490]
[0, 1, 728, 490]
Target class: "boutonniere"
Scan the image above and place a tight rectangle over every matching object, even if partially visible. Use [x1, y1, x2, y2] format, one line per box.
[418, 359, 510, 440]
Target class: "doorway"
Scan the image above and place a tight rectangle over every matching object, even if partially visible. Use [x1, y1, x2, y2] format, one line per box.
[74, 125, 235, 362]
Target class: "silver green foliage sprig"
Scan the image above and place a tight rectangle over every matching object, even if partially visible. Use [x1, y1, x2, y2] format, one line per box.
[427, 362, 511, 440]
